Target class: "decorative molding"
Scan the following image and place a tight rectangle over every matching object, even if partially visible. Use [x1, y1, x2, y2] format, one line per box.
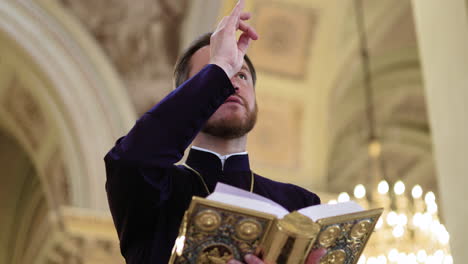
[3, 77, 47, 151]
[0, 0, 137, 209]
[45, 148, 70, 206]
[54, 206, 123, 263]
[59, 0, 189, 114]
[249, 95, 303, 171]
[250, 1, 317, 79]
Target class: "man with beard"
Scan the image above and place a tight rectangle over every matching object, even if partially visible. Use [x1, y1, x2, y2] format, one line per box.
[104, 0, 325, 263]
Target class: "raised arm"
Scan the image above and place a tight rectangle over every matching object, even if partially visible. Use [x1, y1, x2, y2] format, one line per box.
[103, 0, 259, 261]
[106, 0, 258, 168]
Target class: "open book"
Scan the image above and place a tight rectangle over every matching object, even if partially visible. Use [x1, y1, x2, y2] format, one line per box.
[170, 183, 383, 264]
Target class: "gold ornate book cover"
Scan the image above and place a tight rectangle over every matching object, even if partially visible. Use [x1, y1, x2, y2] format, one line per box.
[169, 197, 277, 264]
[261, 210, 383, 264]
[169, 185, 383, 264]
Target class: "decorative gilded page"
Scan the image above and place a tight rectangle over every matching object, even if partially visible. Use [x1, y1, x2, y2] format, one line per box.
[313, 209, 383, 264]
[170, 197, 276, 264]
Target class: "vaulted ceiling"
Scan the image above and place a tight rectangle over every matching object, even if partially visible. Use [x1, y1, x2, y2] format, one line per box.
[59, 0, 437, 196]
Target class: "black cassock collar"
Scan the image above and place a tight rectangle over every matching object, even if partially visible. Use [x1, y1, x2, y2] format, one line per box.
[185, 148, 253, 192]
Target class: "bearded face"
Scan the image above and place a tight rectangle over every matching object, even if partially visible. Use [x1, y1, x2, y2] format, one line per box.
[187, 46, 257, 139]
[202, 98, 258, 139]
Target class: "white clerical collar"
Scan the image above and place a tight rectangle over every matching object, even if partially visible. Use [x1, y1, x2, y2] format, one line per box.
[191, 146, 248, 168]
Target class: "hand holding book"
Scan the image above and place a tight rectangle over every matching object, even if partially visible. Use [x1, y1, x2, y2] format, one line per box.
[226, 248, 327, 264]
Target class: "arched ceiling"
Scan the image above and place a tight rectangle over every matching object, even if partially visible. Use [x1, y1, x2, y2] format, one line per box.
[55, 0, 437, 196]
[215, 0, 436, 196]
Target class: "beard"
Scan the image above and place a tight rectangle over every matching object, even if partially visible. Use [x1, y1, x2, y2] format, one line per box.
[202, 100, 258, 140]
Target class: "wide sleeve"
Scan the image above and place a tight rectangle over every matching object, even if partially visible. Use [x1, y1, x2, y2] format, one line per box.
[106, 64, 235, 167]
[103, 64, 235, 258]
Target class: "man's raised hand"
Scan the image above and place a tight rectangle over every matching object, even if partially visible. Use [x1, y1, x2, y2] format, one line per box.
[209, 0, 259, 78]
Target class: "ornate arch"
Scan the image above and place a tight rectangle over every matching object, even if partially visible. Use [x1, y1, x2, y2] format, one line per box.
[0, 0, 135, 262]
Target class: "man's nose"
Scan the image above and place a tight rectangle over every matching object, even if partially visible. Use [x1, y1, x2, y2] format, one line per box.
[230, 78, 240, 92]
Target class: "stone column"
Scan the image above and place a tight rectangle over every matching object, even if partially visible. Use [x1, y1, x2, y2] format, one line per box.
[411, 0, 468, 262]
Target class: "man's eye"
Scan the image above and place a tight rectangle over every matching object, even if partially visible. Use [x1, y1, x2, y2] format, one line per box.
[238, 73, 248, 80]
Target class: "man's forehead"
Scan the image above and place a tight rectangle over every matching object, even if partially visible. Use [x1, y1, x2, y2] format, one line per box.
[192, 45, 252, 71]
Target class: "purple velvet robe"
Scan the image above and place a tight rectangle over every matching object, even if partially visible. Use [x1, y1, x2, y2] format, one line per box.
[104, 64, 320, 264]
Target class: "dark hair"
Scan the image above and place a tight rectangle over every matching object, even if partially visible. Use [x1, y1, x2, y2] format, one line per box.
[173, 32, 257, 88]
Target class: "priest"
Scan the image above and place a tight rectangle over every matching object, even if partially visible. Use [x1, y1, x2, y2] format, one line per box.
[104, 0, 325, 263]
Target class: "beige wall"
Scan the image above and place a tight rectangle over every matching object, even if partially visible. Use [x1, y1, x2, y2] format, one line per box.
[412, 0, 468, 262]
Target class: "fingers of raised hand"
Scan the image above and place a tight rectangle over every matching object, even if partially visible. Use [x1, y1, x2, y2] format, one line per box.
[238, 20, 258, 40]
[240, 12, 252, 21]
[229, 0, 245, 22]
[215, 11, 250, 34]
[237, 32, 252, 55]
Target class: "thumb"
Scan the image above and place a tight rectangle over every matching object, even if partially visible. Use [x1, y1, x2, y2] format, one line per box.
[306, 248, 327, 264]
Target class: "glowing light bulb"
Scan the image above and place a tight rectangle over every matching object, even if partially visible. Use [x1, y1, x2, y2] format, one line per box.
[367, 257, 377, 264]
[397, 253, 406, 263]
[392, 225, 404, 238]
[394, 181, 405, 195]
[417, 250, 427, 263]
[412, 185, 423, 199]
[434, 250, 444, 263]
[354, 184, 366, 199]
[398, 214, 408, 226]
[338, 192, 350, 202]
[427, 255, 436, 264]
[388, 249, 398, 262]
[412, 212, 422, 227]
[439, 225, 450, 244]
[387, 211, 398, 226]
[427, 203, 438, 214]
[420, 213, 432, 230]
[444, 256, 453, 264]
[377, 255, 387, 264]
[425, 191, 436, 204]
[378, 180, 389, 194]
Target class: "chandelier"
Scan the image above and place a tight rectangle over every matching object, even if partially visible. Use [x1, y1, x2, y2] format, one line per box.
[328, 178, 452, 264]
[326, 1, 453, 263]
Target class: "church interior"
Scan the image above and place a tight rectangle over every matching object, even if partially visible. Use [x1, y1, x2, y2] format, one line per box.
[0, 0, 467, 263]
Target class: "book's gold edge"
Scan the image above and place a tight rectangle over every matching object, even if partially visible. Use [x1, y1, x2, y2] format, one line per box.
[350, 220, 378, 264]
[316, 208, 383, 264]
[351, 209, 382, 264]
[316, 208, 383, 225]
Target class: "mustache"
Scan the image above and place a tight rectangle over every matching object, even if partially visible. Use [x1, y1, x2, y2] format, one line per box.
[225, 94, 248, 107]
